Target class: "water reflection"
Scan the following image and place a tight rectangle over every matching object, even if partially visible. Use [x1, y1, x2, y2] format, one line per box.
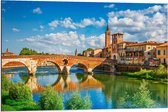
[25, 74, 104, 93]
[2, 67, 168, 109]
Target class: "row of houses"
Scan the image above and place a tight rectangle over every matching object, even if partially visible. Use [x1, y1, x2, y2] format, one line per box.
[83, 25, 168, 66]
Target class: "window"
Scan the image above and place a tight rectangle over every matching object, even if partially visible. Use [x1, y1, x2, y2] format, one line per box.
[164, 50, 166, 55]
[158, 50, 161, 55]
[163, 58, 166, 63]
[148, 52, 150, 55]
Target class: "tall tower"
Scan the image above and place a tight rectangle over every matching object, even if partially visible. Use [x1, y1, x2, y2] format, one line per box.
[105, 24, 111, 48]
[112, 33, 124, 60]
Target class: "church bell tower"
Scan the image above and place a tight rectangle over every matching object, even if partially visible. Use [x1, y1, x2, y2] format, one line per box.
[105, 24, 111, 48]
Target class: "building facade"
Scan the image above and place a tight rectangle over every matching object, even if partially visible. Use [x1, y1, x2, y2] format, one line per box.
[92, 48, 102, 57]
[117, 41, 137, 63]
[111, 33, 124, 60]
[156, 42, 168, 66]
[125, 41, 162, 64]
[2, 48, 15, 56]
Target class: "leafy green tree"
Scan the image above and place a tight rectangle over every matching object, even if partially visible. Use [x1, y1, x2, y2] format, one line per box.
[19, 48, 36, 55]
[118, 80, 156, 108]
[9, 83, 33, 101]
[39, 87, 63, 110]
[66, 91, 92, 110]
[2, 75, 13, 91]
[86, 48, 93, 51]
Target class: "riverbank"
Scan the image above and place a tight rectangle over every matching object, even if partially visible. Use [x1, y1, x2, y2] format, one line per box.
[119, 65, 168, 84]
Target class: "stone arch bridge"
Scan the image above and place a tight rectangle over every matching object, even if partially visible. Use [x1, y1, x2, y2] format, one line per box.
[2, 54, 116, 76]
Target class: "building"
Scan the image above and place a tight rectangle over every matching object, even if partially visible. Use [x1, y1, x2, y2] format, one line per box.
[92, 48, 102, 57]
[111, 33, 124, 60]
[117, 41, 137, 63]
[156, 41, 168, 65]
[125, 41, 162, 64]
[2, 48, 15, 56]
[83, 50, 93, 57]
[102, 25, 112, 59]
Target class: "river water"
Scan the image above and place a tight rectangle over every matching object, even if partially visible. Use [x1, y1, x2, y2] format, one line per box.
[2, 66, 168, 109]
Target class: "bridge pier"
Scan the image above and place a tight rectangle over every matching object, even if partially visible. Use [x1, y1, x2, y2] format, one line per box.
[62, 66, 71, 75]
[27, 65, 37, 76]
[87, 68, 93, 74]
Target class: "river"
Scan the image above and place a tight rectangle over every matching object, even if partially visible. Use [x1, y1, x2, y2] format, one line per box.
[2, 66, 168, 109]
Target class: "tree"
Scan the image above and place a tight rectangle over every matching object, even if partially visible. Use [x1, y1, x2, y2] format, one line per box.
[39, 87, 63, 110]
[9, 83, 33, 101]
[118, 80, 156, 108]
[66, 91, 92, 110]
[2, 75, 13, 91]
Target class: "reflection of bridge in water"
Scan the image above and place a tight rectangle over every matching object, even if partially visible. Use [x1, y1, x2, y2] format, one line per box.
[26, 74, 104, 93]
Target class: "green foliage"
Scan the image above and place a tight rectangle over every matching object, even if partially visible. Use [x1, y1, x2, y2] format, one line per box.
[82, 48, 94, 55]
[19, 48, 38, 55]
[118, 80, 156, 108]
[2, 88, 39, 111]
[121, 65, 168, 80]
[86, 48, 93, 51]
[39, 87, 63, 110]
[9, 83, 33, 101]
[5, 99, 40, 110]
[2, 104, 16, 111]
[2, 75, 13, 91]
[66, 91, 92, 110]
[152, 64, 167, 78]
[19, 47, 50, 55]
[2, 90, 9, 104]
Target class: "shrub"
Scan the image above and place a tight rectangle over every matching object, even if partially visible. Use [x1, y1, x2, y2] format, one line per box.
[152, 64, 167, 78]
[9, 83, 32, 101]
[66, 91, 92, 110]
[118, 80, 156, 108]
[2, 75, 13, 91]
[39, 87, 63, 110]
[5, 99, 40, 110]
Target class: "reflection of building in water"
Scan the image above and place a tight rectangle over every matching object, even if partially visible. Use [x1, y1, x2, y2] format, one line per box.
[25, 74, 104, 93]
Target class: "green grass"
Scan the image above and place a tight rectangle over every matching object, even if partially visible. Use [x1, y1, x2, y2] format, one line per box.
[121, 65, 168, 81]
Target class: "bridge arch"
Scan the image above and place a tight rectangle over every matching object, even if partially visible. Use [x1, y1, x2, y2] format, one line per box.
[70, 63, 88, 73]
[93, 63, 112, 73]
[2, 61, 30, 74]
[39, 60, 62, 74]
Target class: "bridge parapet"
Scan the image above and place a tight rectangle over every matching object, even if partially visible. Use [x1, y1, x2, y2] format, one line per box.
[2, 54, 116, 75]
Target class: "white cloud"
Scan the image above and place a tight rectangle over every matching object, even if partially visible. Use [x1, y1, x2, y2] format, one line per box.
[104, 4, 115, 8]
[33, 7, 42, 14]
[107, 5, 167, 42]
[48, 17, 106, 29]
[12, 28, 20, 32]
[19, 31, 105, 54]
[60, 17, 76, 29]
[48, 20, 59, 29]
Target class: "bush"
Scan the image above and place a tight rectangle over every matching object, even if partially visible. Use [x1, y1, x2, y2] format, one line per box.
[2, 75, 13, 91]
[5, 99, 40, 110]
[66, 91, 92, 110]
[152, 64, 167, 78]
[118, 80, 156, 108]
[9, 83, 32, 101]
[39, 87, 63, 110]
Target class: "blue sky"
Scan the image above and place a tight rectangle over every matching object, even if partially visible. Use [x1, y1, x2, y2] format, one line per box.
[2, 1, 167, 54]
